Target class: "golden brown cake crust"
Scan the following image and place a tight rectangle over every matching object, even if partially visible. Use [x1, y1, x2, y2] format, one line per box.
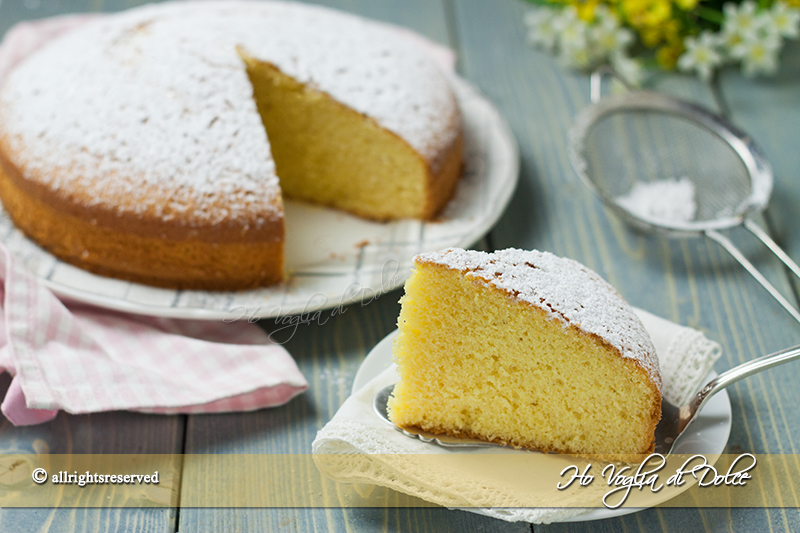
[0, 145, 284, 290]
[0, 135, 284, 244]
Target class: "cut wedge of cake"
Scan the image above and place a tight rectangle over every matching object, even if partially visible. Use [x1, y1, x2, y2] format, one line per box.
[387, 248, 662, 455]
[240, 49, 462, 221]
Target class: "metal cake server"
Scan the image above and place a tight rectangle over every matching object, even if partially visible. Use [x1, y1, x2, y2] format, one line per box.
[375, 342, 800, 454]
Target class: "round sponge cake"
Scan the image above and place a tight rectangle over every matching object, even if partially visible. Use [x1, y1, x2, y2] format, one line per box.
[388, 248, 662, 456]
[0, 1, 462, 289]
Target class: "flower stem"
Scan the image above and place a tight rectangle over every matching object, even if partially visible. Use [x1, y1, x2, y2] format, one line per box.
[695, 5, 724, 25]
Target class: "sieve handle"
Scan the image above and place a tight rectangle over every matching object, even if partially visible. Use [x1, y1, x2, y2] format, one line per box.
[706, 229, 800, 324]
[590, 66, 631, 104]
[743, 218, 800, 282]
[708, 72, 731, 121]
[590, 66, 729, 119]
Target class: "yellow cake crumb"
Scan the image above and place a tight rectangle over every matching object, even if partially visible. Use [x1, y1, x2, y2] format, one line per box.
[388, 248, 661, 455]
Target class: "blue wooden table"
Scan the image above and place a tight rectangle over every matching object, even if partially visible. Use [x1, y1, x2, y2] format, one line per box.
[1, 0, 799, 531]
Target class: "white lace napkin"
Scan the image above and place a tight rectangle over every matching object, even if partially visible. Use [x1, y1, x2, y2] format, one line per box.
[312, 308, 722, 524]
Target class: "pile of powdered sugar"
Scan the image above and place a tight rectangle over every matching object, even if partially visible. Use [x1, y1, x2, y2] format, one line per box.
[614, 177, 697, 226]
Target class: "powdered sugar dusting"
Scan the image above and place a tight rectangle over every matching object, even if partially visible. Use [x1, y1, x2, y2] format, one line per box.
[416, 248, 661, 389]
[0, 0, 458, 225]
[615, 177, 697, 226]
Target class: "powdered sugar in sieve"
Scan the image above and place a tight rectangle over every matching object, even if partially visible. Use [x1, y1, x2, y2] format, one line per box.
[615, 177, 697, 226]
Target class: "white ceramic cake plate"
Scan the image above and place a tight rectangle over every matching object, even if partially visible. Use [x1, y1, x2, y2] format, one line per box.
[0, 76, 518, 320]
[352, 330, 733, 524]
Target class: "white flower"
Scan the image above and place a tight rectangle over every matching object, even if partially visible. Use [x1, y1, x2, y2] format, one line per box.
[722, 1, 762, 40]
[610, 52, 644, 86]
[591, 20, 634, 57]
[553, 7, 589, 50]
[754, 9, 783, 43]
[717, 25, 746, 58]
[559, 42, 594, 69]
[526, 5, 598, 70]
[730, 34, 782, 76]
[768, 1, 800, 39]
[717, 0, 796, 76]
[524, 8, 559, 51]
[590, 6, 635, 72]
[678, 31, 723, 80]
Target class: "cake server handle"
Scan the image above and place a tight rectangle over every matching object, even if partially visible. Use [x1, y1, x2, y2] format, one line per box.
[659, 343, 800, 454]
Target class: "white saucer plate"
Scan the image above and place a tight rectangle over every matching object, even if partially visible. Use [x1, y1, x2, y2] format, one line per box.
[353, 330, 733, 523]
[1, 76, 519, 320]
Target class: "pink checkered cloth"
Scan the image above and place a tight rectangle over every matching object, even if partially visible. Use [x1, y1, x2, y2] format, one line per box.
[0, 242, 308, 426]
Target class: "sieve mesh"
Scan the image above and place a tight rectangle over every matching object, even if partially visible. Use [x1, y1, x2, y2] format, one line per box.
[582, 109, 752, 225]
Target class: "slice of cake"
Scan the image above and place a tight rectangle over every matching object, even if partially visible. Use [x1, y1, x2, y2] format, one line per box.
[387, 248, 662, 455]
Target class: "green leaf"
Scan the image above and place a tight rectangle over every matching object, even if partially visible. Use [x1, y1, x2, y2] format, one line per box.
[695, 5, 725, 25]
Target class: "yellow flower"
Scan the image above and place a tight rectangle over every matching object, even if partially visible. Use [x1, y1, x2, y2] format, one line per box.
[657, 42, 684, 69]
[636, 20, 676, 46]
[622, 0, 672, 29]
[640, 27, 663, 46]
[621, 0, 649, 21]
[620, 0, 682, 48]
[662, 19, 682, 43]
[571, 0, 601, 21]
[674, 0, 698, 10]
[641, 0, 672, 26]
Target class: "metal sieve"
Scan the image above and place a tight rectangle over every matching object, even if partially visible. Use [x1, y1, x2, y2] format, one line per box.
[568, 68, 800, 324]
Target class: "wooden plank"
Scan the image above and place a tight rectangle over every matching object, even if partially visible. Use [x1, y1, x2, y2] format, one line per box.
[0, 1, 183, 532]
[0, 374, 183, 533]
[448, 0, 800, 531]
